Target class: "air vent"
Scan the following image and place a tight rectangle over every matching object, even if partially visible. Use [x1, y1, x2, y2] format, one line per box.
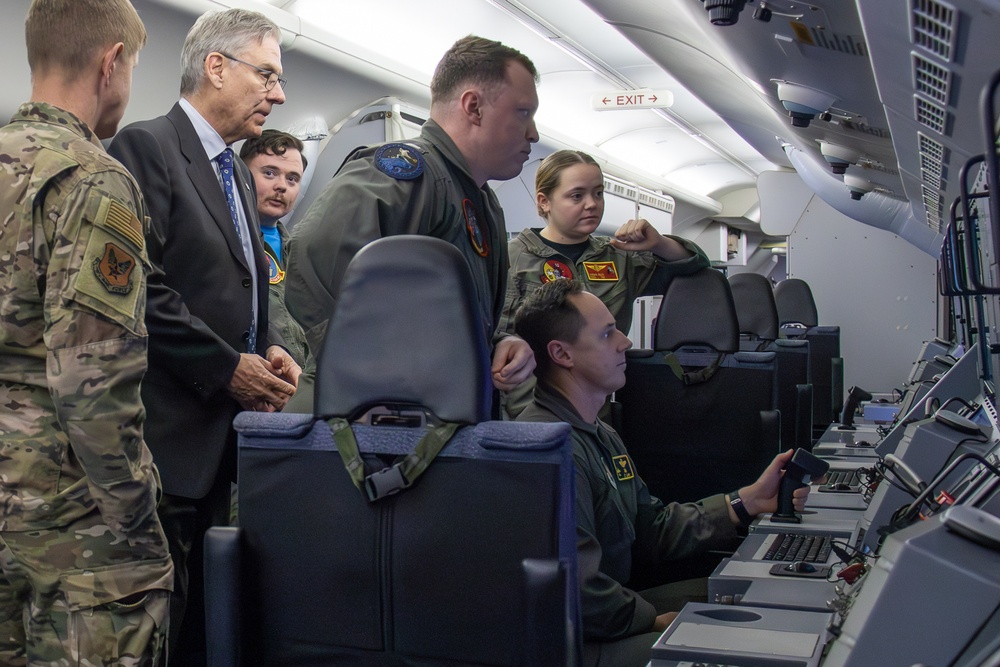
[921, 184, 944, 231]
[918, 132, 945, 162]
[604, 178, 637, 201]
[985, 397, 999, 430]
[911, 0, 958, 62]
[912, 52, 952, 106]
[915, 96, 948, 134]
[603, 177, 674, 214]
[920, 152, 944, 189]
[918, 131, 947, 190]
[638, 191, 675, 214]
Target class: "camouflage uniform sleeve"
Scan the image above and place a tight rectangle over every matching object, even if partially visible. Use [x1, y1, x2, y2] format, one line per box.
[44, 168, 162, 552]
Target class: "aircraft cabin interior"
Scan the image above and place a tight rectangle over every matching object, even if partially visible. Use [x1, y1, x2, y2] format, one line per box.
[6, 0, 1000, 664]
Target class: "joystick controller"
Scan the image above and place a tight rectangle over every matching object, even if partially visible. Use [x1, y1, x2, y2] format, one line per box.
[837, 385, 873, 430]
[771, 448, 830, 523]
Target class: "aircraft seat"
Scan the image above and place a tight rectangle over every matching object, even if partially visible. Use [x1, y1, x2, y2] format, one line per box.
[728, 272, 780, 347]
[729, 272, 813, 451]
[774, 278, 844, 437]
[615, 268, 781, 505]
[204, 236, 580, 667]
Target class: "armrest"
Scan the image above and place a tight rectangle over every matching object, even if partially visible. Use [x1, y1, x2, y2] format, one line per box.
[523, 558, 577, 667]
[204, 526, 243, 667]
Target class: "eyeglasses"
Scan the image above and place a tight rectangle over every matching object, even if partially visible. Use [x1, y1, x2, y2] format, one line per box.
[219, 52, 287, 91]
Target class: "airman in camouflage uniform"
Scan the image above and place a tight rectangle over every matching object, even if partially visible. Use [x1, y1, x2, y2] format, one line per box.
[0, 1, 172, 665]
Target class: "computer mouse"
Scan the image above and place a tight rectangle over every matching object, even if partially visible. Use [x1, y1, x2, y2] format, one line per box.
[834, 483, 853, 491]
[785, 561, 817, 573]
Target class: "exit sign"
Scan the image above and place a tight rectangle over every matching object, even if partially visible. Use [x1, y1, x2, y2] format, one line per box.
[592, 90, 674, 110]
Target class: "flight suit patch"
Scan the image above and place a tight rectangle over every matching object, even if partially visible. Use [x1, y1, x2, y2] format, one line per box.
[266, 252, 284, 284]
[93, 243, 136, 294]
[374, 143, 424, 180]
[463, 199, 489, 257]
[583, 261, 619, 281]
[540, 259, 573, 283]
[612, 455, 634, 481]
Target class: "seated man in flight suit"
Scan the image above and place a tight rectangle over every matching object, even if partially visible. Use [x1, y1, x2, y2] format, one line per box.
[514, 279, 808, 667]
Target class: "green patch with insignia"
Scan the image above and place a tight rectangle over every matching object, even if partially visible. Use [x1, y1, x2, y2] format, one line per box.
[74, 193, 145, 321]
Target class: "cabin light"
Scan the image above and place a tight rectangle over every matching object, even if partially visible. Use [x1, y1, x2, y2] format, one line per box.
[771, 80, 837, 128]
[843, 174, 875, 201]
[818, 141, 861, 175]
[700, 0, 748, 26]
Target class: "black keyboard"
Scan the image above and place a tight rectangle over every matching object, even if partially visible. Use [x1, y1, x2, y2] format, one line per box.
[762, 533, 833, 563]
[825, 469, 860, 487]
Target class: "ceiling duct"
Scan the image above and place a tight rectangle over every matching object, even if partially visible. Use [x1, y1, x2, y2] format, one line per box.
[783, 144, 942, 256]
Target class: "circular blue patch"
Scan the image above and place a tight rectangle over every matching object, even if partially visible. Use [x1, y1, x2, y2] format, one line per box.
[374, 143, 425, 180]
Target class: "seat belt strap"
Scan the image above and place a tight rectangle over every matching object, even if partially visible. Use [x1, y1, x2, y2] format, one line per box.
[328, 417, 461, 502]
[663, 351, 725, 385]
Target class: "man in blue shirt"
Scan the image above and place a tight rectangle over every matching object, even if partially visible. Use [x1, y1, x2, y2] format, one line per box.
[241, 129, 310, 365]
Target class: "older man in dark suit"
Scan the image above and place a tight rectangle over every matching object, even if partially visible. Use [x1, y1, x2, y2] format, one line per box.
[109, 8, 300, 665]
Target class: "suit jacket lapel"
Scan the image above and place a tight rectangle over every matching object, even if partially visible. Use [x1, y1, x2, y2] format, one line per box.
[234, 157, 271, 285]
[167, 104, 251, 270]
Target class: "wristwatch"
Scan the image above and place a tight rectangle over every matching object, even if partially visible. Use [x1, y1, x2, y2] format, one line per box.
[729, 489, 753, 527]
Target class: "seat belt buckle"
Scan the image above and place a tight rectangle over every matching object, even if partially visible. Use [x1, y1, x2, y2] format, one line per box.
[364, 465, 408, 502]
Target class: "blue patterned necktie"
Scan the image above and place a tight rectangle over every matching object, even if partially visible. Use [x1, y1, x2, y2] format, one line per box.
[216, 148, 256, 354]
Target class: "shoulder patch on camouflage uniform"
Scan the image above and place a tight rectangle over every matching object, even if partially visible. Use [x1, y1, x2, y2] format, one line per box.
[101, 198, 145, 249]
[74, 191, 146, 322]
[374, 143, 424, 180]
[94, 243, 136, 293]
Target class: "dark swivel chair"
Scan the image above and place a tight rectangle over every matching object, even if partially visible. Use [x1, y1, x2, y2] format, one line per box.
[729, 273, 814, 451]
[615, 268, 781, 506]
[204, 236, 580, 666]
[774, 277, 844, 438]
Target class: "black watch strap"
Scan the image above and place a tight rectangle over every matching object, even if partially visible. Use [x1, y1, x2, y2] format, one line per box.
[729, 489, 753, 527]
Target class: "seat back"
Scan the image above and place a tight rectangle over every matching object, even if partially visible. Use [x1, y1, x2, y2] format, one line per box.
[314, 235, 492, 422]
[616, 269, 780, 503]
[229, 414, 576, 667]
[774, 277, 819, 329]
[653, 267, 740, 353]
[774, 278, 844, 433]
[207, 237, 579, 666]
[729, 273, 813, 450]
[729, 272, 779, 347]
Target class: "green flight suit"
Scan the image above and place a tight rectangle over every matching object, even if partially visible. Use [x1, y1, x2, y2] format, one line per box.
[500, 228, 709, 336]
[518, 382, 736, 664]
[501, 228, 709, 418]
[285, 119, 508, 357]
[262, 220, 309, 366]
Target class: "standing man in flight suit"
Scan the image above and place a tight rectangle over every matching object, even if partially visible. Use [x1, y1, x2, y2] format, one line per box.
[109, 8, 301, 665]
[284, 35, 539, 410]
[0, 0, 172, 664]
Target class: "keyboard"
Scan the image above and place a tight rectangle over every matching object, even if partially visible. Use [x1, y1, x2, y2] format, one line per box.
[825, 469, 860, 487]
[762, 533, 833, 563]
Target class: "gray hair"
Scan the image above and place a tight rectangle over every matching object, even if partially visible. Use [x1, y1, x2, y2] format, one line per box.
[179, 8, 279, 96]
